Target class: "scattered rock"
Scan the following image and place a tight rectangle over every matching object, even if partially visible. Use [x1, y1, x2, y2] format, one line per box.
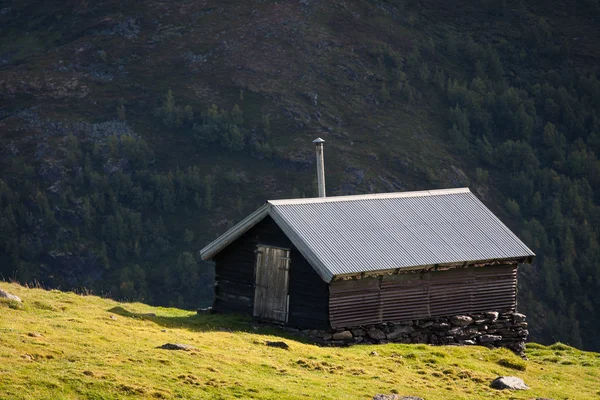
[332, 330, 353, 340]
[450, 315, 473, 326]
[372, 395, 424, 400]
[158, 343, 195, 351]
[370, 351, 379, 356]
[27, 332, 42, 338]
[109, 315, 117, 320]
[0, 289, 21, 303]
[490, 376, 529, 390]
[265, 341, 289, 350]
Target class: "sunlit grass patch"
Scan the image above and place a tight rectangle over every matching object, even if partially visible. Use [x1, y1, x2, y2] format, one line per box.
[0, 282, 599, 400]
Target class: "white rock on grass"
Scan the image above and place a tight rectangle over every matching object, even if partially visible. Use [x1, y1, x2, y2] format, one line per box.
[490, 376, 529, 390]
[0, 289, 21, 303]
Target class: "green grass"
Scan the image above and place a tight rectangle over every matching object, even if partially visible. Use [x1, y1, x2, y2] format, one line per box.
[0, 283, 599, 399]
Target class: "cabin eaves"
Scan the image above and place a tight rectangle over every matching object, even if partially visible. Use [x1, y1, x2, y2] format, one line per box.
[200, 188, 535, 283]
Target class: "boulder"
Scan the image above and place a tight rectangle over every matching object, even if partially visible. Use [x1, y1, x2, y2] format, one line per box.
[490, 376, 529, 390]
[387, 325, 415, 340]
[466, 327, 480, 335]
[431, 322, 450, 330]
[0, 289, 21, 303]
[158, 343, 195, 351]
[372, 395, 424, 400]
[450, 315, 473, 326]
[351, 328, 366, 337]
[266, 341, 289, 350]
[367, 328, 386, 341]
[484, 311, 499, 321]
[448, 327, 464, 336]
[416, 320, 433, 328]
[479, 334, 502, 344]
[512, 313, 526, 323]
[332, 330, 353, 340]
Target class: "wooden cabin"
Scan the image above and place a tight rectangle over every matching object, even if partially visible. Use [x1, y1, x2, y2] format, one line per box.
[200, 188, 535, 331]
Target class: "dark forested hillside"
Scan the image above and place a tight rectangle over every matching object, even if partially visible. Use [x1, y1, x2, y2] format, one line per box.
[1, 0, 599, 350]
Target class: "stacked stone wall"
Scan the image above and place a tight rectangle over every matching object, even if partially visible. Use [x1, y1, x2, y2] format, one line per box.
[297, 311, 528, 355]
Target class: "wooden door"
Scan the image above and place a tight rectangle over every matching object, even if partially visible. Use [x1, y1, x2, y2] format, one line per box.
[253, 245, 290, 322]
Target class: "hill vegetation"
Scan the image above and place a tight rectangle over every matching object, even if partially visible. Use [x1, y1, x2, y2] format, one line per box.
[0, 0, 599, 351]
[1, 282, 600, 399]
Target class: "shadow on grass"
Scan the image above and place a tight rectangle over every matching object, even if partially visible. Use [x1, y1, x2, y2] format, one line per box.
[106, 306, 315, 343]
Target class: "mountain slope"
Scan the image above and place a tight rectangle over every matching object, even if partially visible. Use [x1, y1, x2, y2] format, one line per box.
[1, 282, 600, 400]
[1, 1, 599, 350]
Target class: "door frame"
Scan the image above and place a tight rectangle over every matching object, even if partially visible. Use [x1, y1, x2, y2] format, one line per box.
[252, 244, 291, 323]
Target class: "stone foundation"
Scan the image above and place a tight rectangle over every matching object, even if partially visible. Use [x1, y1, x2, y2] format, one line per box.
[297, 311, 528, 355]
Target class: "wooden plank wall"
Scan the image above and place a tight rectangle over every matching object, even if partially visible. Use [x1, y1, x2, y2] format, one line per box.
[213, 216, 330, 329]
[329, 265, 517, 329]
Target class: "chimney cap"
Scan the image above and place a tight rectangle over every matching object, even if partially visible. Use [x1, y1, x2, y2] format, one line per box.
[312, 137, 325, 143]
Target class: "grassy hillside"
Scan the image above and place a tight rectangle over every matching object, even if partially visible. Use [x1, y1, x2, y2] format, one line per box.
[1, 282, 599, 400]
[1, 0, 600, 351]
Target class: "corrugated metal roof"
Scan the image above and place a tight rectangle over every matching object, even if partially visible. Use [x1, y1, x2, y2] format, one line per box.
[200, 188, 535, 282]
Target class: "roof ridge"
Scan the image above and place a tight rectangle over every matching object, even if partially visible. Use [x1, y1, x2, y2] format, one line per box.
[268, 187, 471, 206]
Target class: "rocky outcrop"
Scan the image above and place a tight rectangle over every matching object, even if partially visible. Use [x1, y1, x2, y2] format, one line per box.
[299, 311, 528, 355]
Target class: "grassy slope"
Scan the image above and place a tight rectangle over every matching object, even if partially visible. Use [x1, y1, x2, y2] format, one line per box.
[1, 0, 600, 350]
[1, 283, 599, 400]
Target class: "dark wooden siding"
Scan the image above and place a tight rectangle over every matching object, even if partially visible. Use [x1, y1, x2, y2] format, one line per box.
[329, 265, 517, 329]
[213, 216, 329, 329]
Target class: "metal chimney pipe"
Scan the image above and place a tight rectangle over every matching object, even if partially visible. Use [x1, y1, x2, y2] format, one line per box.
[313, 138, 326, 198]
